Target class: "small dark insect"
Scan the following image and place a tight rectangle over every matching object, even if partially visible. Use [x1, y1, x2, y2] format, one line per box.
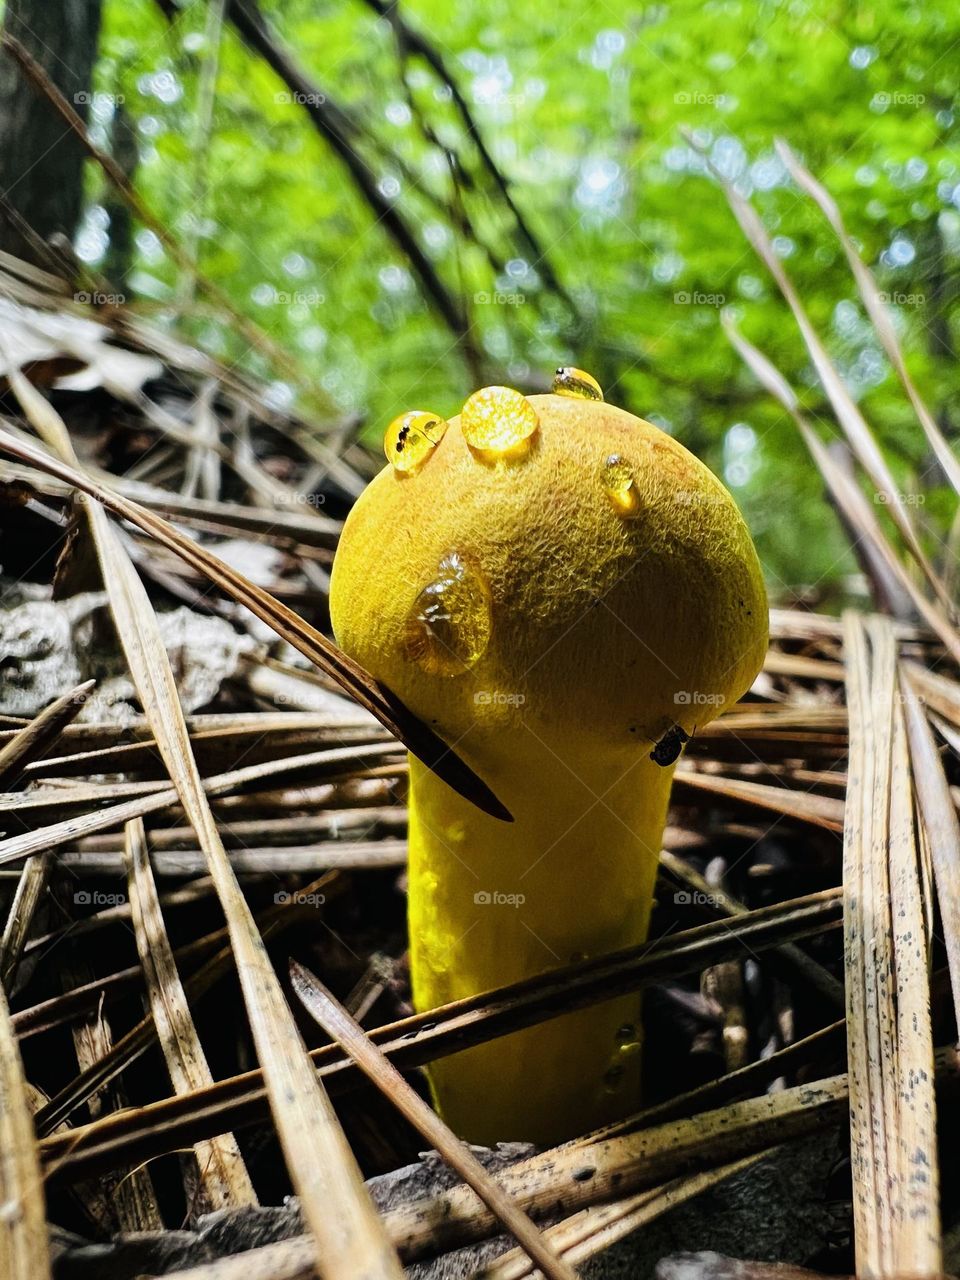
[650, 723, 689, 767]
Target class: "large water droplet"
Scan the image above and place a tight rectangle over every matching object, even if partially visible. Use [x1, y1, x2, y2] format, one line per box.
[553, 366, 604, 400]
[601, 454, 640, 517]
[460, 385, 538, 453]
[403, 550, 492, 676]
[384, 410, 447, 472]
[614, 1022, 641, 1057]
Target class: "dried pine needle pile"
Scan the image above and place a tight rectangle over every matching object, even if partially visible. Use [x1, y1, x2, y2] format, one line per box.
[0, 232, 957, 1280]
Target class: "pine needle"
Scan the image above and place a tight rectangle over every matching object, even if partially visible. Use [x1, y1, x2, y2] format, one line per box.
[0, 983, 50, 1278]
[0, 420, 510, 822]
[841, 613, 940, 1275]
[290, 960, 579, 1280]
[774, 139, 960, 498]
[2, 368, 404, 1278]
[122, 818, 258, 1213]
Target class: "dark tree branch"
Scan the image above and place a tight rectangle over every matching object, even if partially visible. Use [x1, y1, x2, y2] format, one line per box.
[224, 0, 479, 368]
[364, 0, 579, 319]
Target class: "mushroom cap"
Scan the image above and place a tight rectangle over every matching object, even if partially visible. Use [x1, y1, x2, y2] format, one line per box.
[330, 392, 767, 760]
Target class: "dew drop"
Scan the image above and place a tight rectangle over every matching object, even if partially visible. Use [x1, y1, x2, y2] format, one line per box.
[384, 410, 447, 472]
[614, 1022, 641, 1057]
[553, 366, 604, 400]
[601, 454, 640, 517]
[602, 1063, 625, 1093]
[403, 550, 492, 676]
[460, 385, 538, 453]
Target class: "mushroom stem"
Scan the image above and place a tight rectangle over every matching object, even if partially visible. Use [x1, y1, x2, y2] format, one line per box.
[407, 739, 674, 1146]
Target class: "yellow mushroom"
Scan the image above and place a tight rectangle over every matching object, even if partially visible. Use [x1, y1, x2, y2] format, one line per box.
[330, 380, 768, 1145]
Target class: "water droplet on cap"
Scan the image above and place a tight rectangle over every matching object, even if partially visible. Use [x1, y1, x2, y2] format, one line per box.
[385, 410, 447, 472]
[553, 366, 604, 400]
[404, 550, 492, 676]
[461, 385, 538, 453]
[601, 454, 640, 517]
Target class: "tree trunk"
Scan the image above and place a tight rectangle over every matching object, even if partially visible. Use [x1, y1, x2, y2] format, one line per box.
[0, 0, 103, 262]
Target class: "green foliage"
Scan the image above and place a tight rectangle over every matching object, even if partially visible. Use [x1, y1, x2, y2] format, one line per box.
[87, 0, 960, 596]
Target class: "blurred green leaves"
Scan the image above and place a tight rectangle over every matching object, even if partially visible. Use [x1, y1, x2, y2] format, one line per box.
[87, 0, 960, 595]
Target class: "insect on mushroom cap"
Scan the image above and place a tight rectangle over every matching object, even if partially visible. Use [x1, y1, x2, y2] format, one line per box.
[330, 386, 768, 763]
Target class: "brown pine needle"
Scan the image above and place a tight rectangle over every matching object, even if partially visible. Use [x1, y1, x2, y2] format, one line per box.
[689, 130, 952, 614]
[901, 679, 960, 1031]
[122, 818, 258, 1212]
[842, 613, 940, 1276]
[723, 314, 960, 664]
[2, 366, 404, 1279]
[774, 138, 960, 498]
[40, 889, 842, 1182]
[290, 960, 580, 1280]
[0, 982, 50, 1278]
[0, 421, 510, 822]
[479, 1157, 763, 1280]
[0, 679, 95, 785]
